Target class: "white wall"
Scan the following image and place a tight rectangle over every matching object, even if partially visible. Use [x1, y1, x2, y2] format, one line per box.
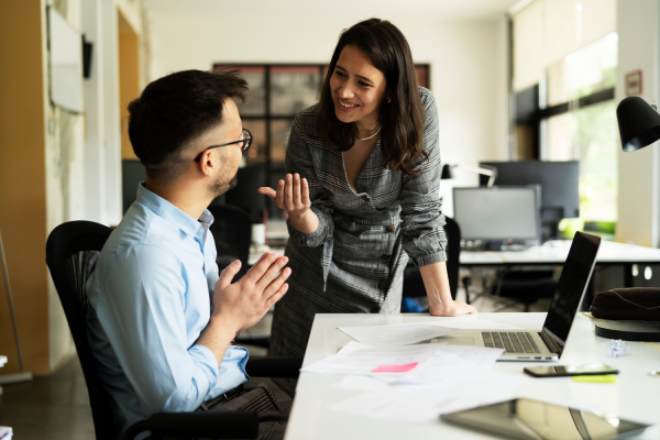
[44, 0, 124, 371]
[616, 0, 660, 246]
[145, 9, 509, 216]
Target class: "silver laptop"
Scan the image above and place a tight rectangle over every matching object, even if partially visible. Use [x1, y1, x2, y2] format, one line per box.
[448, 231, 601, 362]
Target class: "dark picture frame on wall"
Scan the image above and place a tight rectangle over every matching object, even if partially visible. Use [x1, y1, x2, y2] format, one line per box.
[212, 62, 431, 218]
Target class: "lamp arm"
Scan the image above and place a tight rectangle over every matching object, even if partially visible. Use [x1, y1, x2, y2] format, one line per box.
[455, 165, 497, 186]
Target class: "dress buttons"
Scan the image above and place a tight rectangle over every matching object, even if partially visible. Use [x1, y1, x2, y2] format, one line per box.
[386, 224, 396, 233]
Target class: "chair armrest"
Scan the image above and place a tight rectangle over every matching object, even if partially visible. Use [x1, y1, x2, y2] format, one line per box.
[234, 335, 271, 349]
[246, 357, 302, 378]
[121, 411, 259, 440]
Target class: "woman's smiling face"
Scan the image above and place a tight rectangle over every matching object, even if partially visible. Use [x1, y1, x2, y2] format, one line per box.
[329, 44, 387, 129]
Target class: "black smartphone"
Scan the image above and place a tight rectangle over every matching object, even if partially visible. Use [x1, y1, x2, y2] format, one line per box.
[523, 363, 618, 378]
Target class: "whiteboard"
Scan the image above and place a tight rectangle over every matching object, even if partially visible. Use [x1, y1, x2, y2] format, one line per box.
[48, 6, 83, 113]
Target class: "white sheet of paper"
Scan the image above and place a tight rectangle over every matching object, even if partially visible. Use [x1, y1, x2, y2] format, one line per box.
[338, 322, 450, 345]
[331, 372, 521, 422]
[302, 341, 503, 386]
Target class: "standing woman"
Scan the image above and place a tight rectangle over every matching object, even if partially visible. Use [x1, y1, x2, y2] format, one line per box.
[260, 18, 476, 361]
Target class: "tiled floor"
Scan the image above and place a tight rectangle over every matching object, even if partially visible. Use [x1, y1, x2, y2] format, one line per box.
[0, 284, 549, 439]
[0, 359, 94, 439]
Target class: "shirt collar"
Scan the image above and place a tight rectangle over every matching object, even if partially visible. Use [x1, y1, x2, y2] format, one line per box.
[136, 184, 214, 241]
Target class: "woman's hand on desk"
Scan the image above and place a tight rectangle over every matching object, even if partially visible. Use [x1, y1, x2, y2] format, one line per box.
[258, 173, 319, 234]
[429, 299, 477, 317]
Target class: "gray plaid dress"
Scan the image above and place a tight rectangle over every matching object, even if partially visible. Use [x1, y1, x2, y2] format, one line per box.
[269, 87, 447, 360]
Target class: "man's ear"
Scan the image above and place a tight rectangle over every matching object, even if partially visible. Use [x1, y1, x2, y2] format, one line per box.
[196, 150, 216, 176]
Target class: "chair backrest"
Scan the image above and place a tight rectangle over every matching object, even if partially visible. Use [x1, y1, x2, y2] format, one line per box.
[402, 216, 462, 301]
[46, 221, 118, 440]
[207, 203, 252, 272]
[224, 163, 267, 223]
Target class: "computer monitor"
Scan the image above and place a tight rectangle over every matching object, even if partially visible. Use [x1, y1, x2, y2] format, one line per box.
[479, 161, 579, 240]
[453, 186, 540, 249]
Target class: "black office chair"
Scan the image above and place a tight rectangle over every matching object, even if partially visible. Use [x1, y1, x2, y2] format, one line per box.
[46, 221, 300, 440]
[225, 163, 268, 223]
[402, 216, 461, 310]
[490, 268, 557, 312]
[208, 203, 252, 276]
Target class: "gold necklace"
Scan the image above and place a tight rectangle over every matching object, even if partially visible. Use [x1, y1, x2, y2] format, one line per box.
[357, 126, 381, 141]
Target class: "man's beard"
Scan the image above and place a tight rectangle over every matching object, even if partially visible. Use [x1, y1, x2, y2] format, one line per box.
[211, 172, 239, 197]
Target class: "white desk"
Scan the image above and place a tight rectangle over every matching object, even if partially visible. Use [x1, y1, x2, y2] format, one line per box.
[461, 240, 660, 266]
[252, 222, 660, 275]
[285, 313, 660, 439]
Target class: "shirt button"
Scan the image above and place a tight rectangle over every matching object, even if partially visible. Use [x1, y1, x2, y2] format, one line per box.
[386, 224, 396, 233]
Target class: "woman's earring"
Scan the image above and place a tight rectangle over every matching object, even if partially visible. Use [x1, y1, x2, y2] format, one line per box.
[386, 97, 392, 104]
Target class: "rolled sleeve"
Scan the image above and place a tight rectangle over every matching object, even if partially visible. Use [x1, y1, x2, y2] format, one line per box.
[285, 114, 334, 248]
[400, 89, 448, 266]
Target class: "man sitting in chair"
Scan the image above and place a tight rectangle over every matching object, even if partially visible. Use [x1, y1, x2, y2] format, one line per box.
[87, 70, 292, 437]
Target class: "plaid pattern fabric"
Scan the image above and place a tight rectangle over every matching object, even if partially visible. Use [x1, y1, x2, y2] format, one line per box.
[270, 87, 447, 360]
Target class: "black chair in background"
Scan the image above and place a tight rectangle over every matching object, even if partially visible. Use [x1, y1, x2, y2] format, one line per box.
[121, 159, 146, 213]
[225, 163, 267, 223]
[46, 221, 300, 440]
[490, 268, 557, 312]
[402, 217, 461, 309]
[208, 203, 252, 277]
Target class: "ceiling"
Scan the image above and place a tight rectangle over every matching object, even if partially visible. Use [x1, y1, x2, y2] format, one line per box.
[144, 0, 522, 21]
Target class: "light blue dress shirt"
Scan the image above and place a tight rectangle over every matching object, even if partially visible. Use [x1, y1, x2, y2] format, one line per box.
[87, 184, 249, 429]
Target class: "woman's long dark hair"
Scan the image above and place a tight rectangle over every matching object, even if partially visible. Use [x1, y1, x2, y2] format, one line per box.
[317, 18, 426, 175]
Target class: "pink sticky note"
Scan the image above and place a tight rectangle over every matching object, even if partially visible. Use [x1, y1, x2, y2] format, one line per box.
[372, 362, 418, 373]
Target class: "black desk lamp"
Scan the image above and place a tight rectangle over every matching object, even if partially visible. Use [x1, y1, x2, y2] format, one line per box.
[616, 96, 660, 152]
[592, 96, 660, 341]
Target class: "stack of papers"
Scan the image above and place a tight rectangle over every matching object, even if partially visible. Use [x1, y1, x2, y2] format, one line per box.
[303, 321, 522, 422]
[303, 341, 503, 386]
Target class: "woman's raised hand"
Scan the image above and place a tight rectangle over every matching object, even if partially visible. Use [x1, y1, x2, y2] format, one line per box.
[258, 173, 316, 225]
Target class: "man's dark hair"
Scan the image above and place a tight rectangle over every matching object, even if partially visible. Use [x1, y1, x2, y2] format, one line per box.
[128, 69, 247, 178]
[317, 18, 425, 175]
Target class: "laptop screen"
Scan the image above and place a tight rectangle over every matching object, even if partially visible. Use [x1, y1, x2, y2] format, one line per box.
[542, 232, 601, 344]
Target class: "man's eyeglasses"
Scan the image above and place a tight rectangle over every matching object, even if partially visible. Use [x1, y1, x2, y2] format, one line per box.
[194, 128, 252, 162]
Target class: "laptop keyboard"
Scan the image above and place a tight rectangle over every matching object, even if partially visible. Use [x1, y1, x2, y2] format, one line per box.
[482, 332, 541, 354]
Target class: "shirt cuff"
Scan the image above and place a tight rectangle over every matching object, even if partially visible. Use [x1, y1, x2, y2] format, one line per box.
[189, 343, 220, 378]
[413, 251, 447, 267]
[287, 207, 332, 248]
[213, 346, 249, 395]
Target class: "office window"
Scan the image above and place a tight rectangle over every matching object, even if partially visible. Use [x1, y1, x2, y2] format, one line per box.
[542, 34, 618, 224]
